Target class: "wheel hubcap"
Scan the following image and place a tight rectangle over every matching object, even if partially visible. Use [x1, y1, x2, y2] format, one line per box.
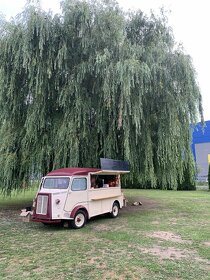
[75, 213, 85, 227]
[113, 205, 118, 216]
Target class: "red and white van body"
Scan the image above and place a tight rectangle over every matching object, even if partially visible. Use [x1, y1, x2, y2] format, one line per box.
[32, 167, 128, 225]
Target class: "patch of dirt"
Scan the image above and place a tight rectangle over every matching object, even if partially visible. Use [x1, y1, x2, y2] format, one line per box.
[22, 271, 31, 277]
[203, 241, 210, 247]
[4, 265, 17, 274]
[88, 257, 107, 270]
[147, 231, 192, 244]
[194, 256, 210, 264]
[0, 209, 21, 221]
[32, 266, 45, 273]
[151, 221, 160, 225]
[91, 223, 110, 232]
[101, 268, 146, 280]
[0, 209, 19, 219]
[140, 246, 188, 260]
[122, 197, 160, 213]
[93, 223, 125, 232]
[140, 245, 210, 264]
[0, 209, 23, 226]
[169, 218, 178, 225]
[102, 271, 121, 280]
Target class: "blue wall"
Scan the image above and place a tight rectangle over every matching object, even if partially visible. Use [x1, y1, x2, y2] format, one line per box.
[192, 120, 210, 161]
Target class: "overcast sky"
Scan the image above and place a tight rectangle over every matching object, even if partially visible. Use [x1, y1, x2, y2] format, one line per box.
[0, 0, 209, 121]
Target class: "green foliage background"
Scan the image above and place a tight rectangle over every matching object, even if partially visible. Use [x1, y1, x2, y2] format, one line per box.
[0, 0, 203, 193]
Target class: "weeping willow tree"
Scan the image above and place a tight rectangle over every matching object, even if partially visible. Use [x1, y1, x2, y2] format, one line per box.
[0, 0, 203, 194]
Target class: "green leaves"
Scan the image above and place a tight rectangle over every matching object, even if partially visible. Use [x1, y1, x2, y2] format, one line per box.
[0, 0, 203, 194]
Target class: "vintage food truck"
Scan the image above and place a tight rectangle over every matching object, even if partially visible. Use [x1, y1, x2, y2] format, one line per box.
[32, 159, 129, 228]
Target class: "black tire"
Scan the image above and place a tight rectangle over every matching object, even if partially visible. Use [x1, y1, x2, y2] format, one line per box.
[70, 210, 87, 229]
[110, 202, 119, 218]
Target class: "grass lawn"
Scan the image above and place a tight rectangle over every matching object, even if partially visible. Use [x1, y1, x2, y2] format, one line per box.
[0, 188, 210, 280]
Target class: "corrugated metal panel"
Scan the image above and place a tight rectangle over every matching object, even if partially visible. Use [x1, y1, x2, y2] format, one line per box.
[192, 121, 210, 160]
[192, 121, 210, 181]
[195, 143, 210, 181]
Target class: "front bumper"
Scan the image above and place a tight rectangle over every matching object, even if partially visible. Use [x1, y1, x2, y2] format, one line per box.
[31, 216, 62, 224]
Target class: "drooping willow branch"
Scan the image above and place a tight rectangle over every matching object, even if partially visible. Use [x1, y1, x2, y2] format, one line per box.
[0, 0, 203, 194]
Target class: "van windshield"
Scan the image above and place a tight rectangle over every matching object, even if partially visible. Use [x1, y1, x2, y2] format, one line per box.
[43, 177, 70, 189]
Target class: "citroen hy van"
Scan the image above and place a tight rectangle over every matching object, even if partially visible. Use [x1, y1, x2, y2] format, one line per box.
[32, 159, 129, 228]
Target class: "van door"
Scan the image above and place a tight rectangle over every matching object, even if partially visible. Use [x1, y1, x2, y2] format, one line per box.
[88, 189, 103, 217]
[64, 177, 88, 213]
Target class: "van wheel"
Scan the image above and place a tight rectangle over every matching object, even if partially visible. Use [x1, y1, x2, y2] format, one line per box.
[110, 202, 119, 218]
[70, 210, 87, 229]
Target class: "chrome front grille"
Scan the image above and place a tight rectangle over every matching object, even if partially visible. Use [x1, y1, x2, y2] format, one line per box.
[36, 195, 48, 215]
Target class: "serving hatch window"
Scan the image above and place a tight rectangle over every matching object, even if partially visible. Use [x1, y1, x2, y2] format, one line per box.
[90, 175, 120, 188]
[43, 177, 70, 189]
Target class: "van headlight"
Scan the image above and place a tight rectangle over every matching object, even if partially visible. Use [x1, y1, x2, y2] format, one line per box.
[55, 199, 60, 205]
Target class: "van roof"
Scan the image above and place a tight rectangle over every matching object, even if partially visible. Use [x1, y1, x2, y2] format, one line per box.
[46, 167, 101, 176]
[46, 167, 130, 177]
